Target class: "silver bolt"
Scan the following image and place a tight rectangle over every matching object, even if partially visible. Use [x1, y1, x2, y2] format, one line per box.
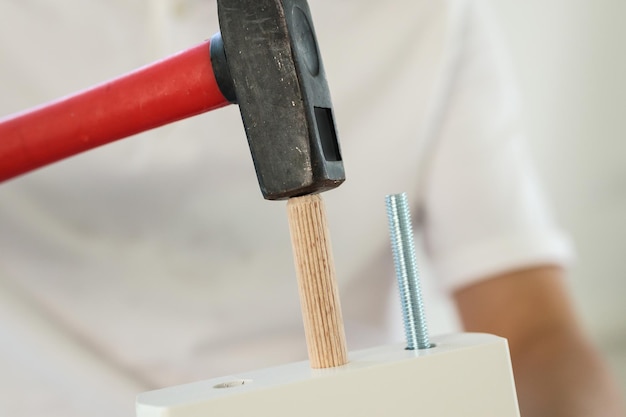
[385, 192, 431, 350]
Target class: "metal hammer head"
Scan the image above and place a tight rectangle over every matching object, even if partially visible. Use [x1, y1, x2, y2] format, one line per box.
[211, 0, 345, 200]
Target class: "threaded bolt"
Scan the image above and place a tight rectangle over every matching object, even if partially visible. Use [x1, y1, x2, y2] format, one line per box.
[385, 192, 431, 350]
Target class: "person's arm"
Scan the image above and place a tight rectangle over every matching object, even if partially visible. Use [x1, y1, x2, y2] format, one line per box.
[454, 265, 625, 417]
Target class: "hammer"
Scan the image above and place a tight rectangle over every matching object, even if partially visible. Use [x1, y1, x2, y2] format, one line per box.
[0, 0, 348, 368]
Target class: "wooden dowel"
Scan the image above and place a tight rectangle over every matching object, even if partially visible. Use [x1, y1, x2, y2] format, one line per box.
[287, 194, 348, 369]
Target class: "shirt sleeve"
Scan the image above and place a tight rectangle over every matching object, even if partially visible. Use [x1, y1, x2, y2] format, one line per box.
[421, 0, 573, 291]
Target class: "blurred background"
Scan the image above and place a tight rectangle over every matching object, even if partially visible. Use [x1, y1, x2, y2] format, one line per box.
[1, 0, 624, 412]
[485, 0, 626, 395]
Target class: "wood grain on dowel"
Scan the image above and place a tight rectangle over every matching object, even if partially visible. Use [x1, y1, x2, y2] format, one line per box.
[287, 194, 348, 369]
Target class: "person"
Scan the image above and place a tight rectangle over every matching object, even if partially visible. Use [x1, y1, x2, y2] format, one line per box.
[0, 0, 623, 416]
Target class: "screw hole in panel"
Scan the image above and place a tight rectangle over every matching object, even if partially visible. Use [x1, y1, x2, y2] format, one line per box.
[213, 379, 253, 389]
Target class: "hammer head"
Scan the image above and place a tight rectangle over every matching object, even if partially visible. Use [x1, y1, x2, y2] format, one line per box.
[215, 0, 345, 200]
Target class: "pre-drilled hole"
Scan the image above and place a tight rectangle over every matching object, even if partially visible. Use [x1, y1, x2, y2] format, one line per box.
[213, 379, 253, 389]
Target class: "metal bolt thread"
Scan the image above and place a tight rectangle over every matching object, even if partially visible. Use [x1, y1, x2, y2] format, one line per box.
[385, 193, 431, 350]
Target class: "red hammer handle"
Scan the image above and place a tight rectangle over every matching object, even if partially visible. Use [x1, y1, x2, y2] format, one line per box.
[0, 40, 230, 182]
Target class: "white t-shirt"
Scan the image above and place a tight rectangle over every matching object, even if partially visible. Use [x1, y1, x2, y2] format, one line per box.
[0, 0, 571, 416]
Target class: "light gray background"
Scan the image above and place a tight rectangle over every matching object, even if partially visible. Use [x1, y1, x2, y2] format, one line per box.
[486, 0, 626, 394]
